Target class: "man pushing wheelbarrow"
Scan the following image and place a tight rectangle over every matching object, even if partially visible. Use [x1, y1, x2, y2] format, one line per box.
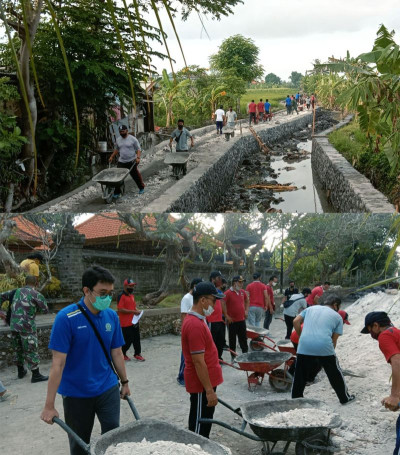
[108, 125, 145, 199]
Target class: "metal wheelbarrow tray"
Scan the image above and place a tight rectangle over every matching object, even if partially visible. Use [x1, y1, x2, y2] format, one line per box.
[53, 396, 230, 455]
[164, 152, 191, 179]
[246, 325, 277, 352]
[199, 398, 341, 454]
[92, 165, 135, 203]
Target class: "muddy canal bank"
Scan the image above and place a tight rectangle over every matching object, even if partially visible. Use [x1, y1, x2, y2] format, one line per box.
[216, 111, 339, 213]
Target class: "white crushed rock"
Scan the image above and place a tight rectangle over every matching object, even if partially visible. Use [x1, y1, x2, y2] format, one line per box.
[104, 439, 212, 455]
[251, 408, 332, 428]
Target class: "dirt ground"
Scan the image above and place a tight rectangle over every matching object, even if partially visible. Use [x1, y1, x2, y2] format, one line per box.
[0, 301, 396, 455]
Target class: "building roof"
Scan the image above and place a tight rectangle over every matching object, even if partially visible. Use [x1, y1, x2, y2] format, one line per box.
[10, 216, 48, 246]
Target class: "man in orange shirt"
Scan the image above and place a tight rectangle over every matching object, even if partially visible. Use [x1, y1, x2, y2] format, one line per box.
[117, 278, 144, 361]
[257, 99, 265, 123]
[248, 100, 257, 125]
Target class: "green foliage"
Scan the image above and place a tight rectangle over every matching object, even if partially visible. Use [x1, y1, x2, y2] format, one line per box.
[329, 120, 400, 203]
[264, 73, 282, 87]
[209, 34, 264, 83]
[310, 25, 400, 172]
[42, 276, 61, 298]
[0, 77, 27, 206]
[0, 273, 26, 311]
[289, 71, 303, 88]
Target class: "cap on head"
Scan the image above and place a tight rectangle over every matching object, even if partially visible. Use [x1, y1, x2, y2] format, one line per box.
[253, 273, 261, 279]
[119, 125, 128, 131]
[193, 282, 223, 299]
[190, 277, 203, 289]
[361, 311, 391, 334]
[124, 278, 136, 287]
[338, 310, 350, 325]
[209, 271, 223, 281]
[232, 275, 245, 284]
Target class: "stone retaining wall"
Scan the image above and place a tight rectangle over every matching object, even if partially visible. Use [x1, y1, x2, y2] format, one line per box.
[146, 111, 317, 212]
[311, 115, 395, 213]
[0, 307, 181, 370]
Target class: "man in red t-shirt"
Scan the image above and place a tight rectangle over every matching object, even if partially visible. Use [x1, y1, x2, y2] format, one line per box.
[223, 275, 249, 358]
[264, 275, 278, 330]
[257, 99, 265, 123]
[182, 282, 224, 438]
[361, 311, 400, 453]
[248, 100, 257, 125]
[246, 273, 268, 328]
[306, 282, 330, 306]
[117, 278, 144, 361]
[207, 271, 226, 360]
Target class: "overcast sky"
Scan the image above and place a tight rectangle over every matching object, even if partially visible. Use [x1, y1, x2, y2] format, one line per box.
[146, 0, 400, 80]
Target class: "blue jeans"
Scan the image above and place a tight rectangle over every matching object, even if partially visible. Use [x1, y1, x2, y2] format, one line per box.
[0, 380, 6, 394]
[63, 384, 120, 455]
[178, 351, 185, 382]
[394, 414, 400, 455]
[264, 310, 273, 330]
[216, 121, 223, 133]
[247, 306, 264, 327]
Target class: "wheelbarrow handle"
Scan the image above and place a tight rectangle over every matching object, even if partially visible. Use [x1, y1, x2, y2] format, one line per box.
[217, 398, 242, 416]
[198, 418, 261, 442]
[124, 395, 140, 420]
[52, 417, 91, 454]
[219, 359, 241, 370]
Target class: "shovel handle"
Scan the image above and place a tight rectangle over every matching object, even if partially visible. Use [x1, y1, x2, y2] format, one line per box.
[124, 395, 140, 420]
[52, 417, 91, 453]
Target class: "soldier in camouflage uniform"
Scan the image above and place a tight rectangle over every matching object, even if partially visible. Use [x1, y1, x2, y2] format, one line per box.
[9, 276, 49, 382]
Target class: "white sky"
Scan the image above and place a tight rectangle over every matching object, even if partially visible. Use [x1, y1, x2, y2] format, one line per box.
[146, 0, 400, 80]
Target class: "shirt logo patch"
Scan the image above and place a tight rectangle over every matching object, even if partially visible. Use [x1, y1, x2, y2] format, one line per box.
[105, 323, 112, 332]
[77, 325, 87, 329]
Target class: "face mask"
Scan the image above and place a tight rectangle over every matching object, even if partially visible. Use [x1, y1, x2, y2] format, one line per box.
[91, 293, 112, 311]
[203, 305, 214, 316]
[178, 125, 183, 130]
[126, 288, 134, 294]
[272, 282, 277, 287]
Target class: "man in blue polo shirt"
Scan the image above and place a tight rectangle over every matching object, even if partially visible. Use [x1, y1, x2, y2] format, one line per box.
[264, 99, 271, 121]
[40, 266, 131, 455]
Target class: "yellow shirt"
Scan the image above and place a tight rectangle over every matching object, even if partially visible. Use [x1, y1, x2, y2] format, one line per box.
[20, 259, 40, 277]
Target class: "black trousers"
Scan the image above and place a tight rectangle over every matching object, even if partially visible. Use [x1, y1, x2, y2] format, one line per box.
[292, 354, 351, 404]
[122, 324, 141, 356]
[189, 387, 217, 438]
[228, 320, 248, 355]
[284, 314, 295, 339]
[209, 321, 225, 360]
[63, 384, 120, 455]
[115, 160, 144, 193]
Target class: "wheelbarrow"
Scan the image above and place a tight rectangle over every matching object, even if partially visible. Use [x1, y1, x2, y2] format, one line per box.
[92, 162, 136, 204]
[52, 396, 230, 454]
[221, 351, 292, 391]
[223, 128, 235, 141]
[199, 397, 341, 454]
[164, 152, 191, 179]
[247, 325, 277, 352]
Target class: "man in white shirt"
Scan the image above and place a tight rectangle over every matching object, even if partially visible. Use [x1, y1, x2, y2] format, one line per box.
[226, 107, 237, 129]
[283, 288, 311, 339]
[214, 105, 225, 135]
[177, 278, 203, 386]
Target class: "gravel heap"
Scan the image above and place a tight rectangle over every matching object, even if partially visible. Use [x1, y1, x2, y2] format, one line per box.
[104, 439, 212, 455]
[251, 408, 332, 428]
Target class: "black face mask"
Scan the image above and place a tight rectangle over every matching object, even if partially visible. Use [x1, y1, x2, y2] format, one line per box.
[178, 125, 183, 130]
[126, 288, 134, 294]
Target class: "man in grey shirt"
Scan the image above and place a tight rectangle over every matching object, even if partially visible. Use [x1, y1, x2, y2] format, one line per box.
[169, 119, 194, 152]
[283, 288, 310, 339]
[109, 125, 145, 197]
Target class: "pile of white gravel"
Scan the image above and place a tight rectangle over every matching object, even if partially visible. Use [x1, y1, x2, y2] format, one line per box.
[251, 408, 332, 428]
[104, 439, 212, 455]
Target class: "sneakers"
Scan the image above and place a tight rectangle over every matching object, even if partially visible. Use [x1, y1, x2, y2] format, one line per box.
[123, 355, 131, 361]
[138, 189, 144, 195]
[0, 391, 10, 402]
[134, 355, 145, 361]
[177, 378, 185, 387]
[342, 394, 356, 405]
[113, 193, 121, 199]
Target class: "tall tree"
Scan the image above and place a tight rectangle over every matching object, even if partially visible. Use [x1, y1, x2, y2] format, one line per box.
[209, 34, 264, 83]
[265, 72, 282, 86]
[289, 71, 303, 88]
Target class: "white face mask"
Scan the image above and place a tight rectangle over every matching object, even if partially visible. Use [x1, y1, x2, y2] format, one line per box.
[203, 305, 215, 316]
[272, 282, 277, 287]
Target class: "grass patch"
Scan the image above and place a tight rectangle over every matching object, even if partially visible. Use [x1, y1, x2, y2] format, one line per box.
[328, 120, 399, 203]
[240, 88, 296, 114]
[156, 293, 182, 308]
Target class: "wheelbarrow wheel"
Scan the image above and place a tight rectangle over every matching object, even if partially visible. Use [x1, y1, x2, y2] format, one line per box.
[103, 186, 115, 204]
[250, 337, 264, 351]
[269, 368, 292, 392]
[173, 165, 182, 180]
